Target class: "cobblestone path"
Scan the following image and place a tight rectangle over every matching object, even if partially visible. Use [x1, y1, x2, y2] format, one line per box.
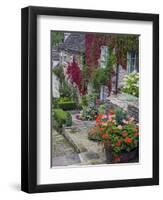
[52, 129, 81, 167]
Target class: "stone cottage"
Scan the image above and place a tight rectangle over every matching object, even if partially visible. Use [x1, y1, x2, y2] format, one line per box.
[52, 33, 85, 98]
[52, 32, 139, 100]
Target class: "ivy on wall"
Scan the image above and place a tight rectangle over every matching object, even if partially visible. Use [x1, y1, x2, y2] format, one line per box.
[85, 33, 139, 94]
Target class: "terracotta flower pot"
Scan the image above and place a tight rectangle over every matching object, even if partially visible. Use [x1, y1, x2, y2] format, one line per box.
[104, 144, 139, 164]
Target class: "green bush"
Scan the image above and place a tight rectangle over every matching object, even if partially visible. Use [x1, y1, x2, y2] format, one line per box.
[57, 101, 76, 110]
[91, 68, 108, 92]
[53, 97, 76, 110]
[59, 81, 72, 98]
[65, 112, 72, 126]
[98, 103, 108, 114]
[80, 93, 98, 120]
[114, 107, 128, 125]
[81, 96, 88, 107]
[52, 109, 72, 131]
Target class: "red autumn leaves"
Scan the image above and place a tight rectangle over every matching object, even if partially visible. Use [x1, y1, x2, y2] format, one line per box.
[67, 60, 87, 95]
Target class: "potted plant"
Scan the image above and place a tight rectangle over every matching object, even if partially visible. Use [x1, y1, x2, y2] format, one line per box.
[94, 108, 139, 163]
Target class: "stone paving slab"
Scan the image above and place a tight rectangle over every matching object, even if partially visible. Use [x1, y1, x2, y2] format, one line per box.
[52, 112, 107, 167]
[63, 125, 106, 165]
[52, 153, 81, 166]
[52, 129, 82, 166]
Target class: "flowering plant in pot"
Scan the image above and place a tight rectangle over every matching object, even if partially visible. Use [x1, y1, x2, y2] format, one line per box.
[95, 109, 139, 163]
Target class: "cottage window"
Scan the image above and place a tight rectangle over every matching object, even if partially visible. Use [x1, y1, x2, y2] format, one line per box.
[100, 46, 109, 100]
[127, 51, 138, 73]
[100, 46, 108, 68]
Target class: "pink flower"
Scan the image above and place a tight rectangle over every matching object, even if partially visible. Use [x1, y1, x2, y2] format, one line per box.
[129, 117, 135, 122]
[108, 114, 115, 121]
[117, 125, 122, 129]
[123, 119, 129, 124]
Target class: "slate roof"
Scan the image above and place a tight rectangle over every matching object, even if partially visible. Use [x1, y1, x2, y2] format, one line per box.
[60, 33, 85, 53]
[52, 33, 85, 62]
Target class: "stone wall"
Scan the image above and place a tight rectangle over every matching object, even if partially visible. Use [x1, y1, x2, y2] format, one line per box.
[128, 104, 139, 123]
[107, 93, 139, 122]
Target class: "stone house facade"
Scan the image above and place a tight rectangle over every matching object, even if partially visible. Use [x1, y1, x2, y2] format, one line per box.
[52, 33, 138, 99]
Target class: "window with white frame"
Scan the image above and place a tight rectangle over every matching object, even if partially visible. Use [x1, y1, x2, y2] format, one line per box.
[100, 46, 108, 68]
[127, 51, 138, 73]
[100, 45, 109, 100]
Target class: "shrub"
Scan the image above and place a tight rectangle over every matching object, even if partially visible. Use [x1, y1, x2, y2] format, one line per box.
[53, 97, 76, 110]
[80, 106, 97, 121]
[91, 68, 108, 92]
[59, 81, 72, 98]
[52, 109, 72, 131]
[57, 101, 76, 110]
[122, 71, 139, 97]
[80, 93, 98, 120]
[98, 103, 108, 114]
[114, 107, 128, 125]
[65, 112, 72, 126]
[81, 95, 88, 107]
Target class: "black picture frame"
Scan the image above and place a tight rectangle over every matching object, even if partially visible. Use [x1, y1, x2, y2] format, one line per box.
[21, 6, 159, 193]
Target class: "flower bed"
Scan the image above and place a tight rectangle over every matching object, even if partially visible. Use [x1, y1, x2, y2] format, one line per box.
[88, 108, 139, 163]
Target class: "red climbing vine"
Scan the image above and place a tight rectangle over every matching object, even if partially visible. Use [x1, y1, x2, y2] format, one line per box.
[66, 59, 87, 95]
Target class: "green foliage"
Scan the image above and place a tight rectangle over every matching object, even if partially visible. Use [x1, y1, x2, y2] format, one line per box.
[98, 103, 108, 114]
[109, 122, 139, 156]
[106, 51, 117, 78]
[53, 66, 65, 87]
[57, 101, 76, 110]
[52, 109, 67, 131]
[81, 65, 89, 84]
[80, 93, 98, 120]
[65, 112, 72, 126]
[122, 71, 139, 97]
[114, 35, 139, 66]
[91, 68, 108, 92]
[93, 111, 139, 158]
[53, 97, 76, 110]
[53, 66, 78, 100]
[52, 109, 72, 131]
[114, 107, 128, 125]
[87, 93, 97, 106]
[81, 96, 88, 107]
[59, 81, 72, 98]
[80, 106, 97, 121]
[51, 32, 64, 47]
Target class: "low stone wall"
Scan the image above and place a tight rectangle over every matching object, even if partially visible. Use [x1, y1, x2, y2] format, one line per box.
[128, 104, 139, 123]
[107, 93, 139, 122]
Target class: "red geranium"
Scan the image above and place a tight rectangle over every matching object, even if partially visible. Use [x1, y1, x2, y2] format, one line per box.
[102, 134, 109, 140]
[99, 128, 104, 132]
[125, 137, 132, 145]
[115, 140, 122, 147]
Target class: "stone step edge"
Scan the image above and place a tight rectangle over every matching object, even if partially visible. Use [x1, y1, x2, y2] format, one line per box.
[62, 126, 87, 154]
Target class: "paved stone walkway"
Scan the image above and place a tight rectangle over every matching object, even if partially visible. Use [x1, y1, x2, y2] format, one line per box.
[52, 111, 107, 167]
[52, 129, 81, 166]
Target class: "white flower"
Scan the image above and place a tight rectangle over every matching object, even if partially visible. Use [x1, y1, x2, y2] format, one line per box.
[117, 125, 123, 129]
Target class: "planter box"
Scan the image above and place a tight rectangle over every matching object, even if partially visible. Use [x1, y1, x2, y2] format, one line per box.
[105, 144, 139, 163]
